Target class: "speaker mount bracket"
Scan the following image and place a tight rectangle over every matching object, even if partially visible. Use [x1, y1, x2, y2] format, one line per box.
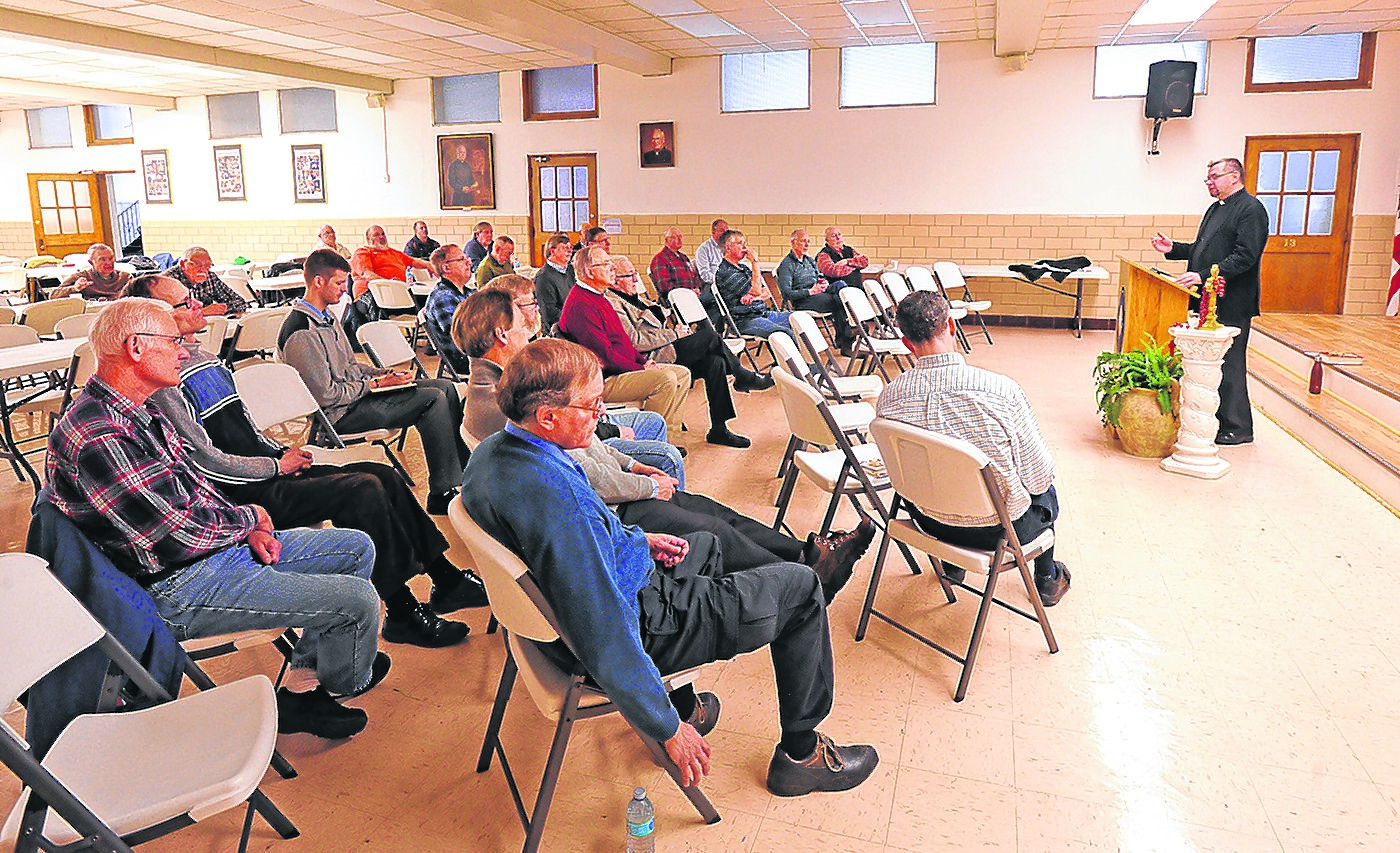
[1148, 117, 1166, 156]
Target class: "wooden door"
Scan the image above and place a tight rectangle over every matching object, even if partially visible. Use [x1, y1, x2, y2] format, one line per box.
[27, 174, 106, 258]
[1244, 134, 1358, 314]
[526, 153, 598, 267]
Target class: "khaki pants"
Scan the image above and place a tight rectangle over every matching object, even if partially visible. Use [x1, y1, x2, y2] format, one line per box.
[603, 364, 690, 432]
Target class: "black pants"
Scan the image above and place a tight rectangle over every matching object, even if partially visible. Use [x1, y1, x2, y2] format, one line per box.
[1217, 316, 1253, 436]
[640, 533, 833, 739]
[335, 379, 469, 495]
[908, 486, 1060, 579]
[791, 289, 855, 348]
[222, 461, 450, 599]
[670, 324, 738, 430]
[617, 491, 805, 573]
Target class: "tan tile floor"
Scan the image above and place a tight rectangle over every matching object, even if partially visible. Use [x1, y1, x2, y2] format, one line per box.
[5, 327, 1400, 851]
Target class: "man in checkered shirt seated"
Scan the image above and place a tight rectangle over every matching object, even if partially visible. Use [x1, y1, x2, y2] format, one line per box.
[874, 291, 1071, 607]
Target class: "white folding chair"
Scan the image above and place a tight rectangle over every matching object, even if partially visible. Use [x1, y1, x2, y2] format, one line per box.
[195, 315, 229, 353]
[224, 307, 290, 366]
[864, 279, 901, 331]
[838, 288, 912, 380]
[0, 306, 15, 325]
[21, 299, 85, 340]
[0, 553, 298, 853]
[53, 313, 96, 340]
[0, 268, 27, 296]
[668, 288, 743, 358]
[447, 499, 719, 853]
[787, 312, 884, 403]
[218, 268, 259, 308]
[767, 333, 877, 482]
[708, 286, 777, 372]
[365, 278, 422, 348]
[232, 361, 414, 484]
[770, 365, 892, 539]
[358, 320, 465, 401]
[880, 271, 912, 306]
[856, 419, 1058, 702]
[932, 262, 995, 347]
[905, 266, 938, 293]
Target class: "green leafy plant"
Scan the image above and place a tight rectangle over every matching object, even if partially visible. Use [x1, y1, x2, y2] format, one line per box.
[1093, 335, 1183, 429]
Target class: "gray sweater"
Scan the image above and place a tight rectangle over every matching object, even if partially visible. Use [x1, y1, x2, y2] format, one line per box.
[277, 302, 387, 423]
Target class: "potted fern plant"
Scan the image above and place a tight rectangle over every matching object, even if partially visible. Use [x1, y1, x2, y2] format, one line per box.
[1093, 336, 1183, 458]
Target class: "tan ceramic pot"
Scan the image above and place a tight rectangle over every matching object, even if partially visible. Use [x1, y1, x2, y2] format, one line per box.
[1116, 387, 1179, 458]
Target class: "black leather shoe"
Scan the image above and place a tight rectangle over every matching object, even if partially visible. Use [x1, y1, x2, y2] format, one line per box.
[336, 651, 393, 699]
[429, 570, 490, 613]
[277, 687, 368, 739]
[766, 732, 879, 797]
[706, 428, 752, 448]
[940, 564, 967, 585]
[1215, 431, 1254, 446]
[426, 487, 460, 516]
[734, 371, 775, 393]
[1036, 563, 1071, 608]
[685, 691, 722, 737]
[383, 602, 470, 648]
[810, 519, 877, 604]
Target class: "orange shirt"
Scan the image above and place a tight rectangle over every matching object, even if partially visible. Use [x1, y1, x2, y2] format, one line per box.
[350, 246, 412, 298]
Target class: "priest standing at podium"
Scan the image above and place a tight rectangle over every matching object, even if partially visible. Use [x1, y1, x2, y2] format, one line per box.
[1151, 157, 1269, 446]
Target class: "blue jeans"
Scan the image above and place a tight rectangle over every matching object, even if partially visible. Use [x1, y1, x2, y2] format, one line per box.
[146, 528, 381, 695]
[737, 311, 794, 339]
[604, 410, 685, 488]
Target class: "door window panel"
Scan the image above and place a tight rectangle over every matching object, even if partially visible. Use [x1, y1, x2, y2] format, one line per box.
[1256, 151, 1284, 193]
[1306, 195, 1334, 236]
[1311, 150, 1339, 192]
[1283, 151, 1311, 192]
[540, 200, 556, 232]
[1279, 195, 1307, 235]
[1259, 195, 1280, 234]
[572, 167, 589, 199]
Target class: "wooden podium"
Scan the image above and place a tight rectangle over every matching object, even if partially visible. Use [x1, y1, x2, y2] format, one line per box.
[1116, 259, 1194, 352]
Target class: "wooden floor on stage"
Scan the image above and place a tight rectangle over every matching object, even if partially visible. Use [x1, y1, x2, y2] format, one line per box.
[1254, 313, 1400, 396]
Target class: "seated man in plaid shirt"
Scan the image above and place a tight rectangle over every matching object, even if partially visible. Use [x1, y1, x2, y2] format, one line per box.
[423, 242, 476, 376]
[167, 246, 249, 316]
[874, 291, 1071, 607]
[648, 226, 701, 300]
[46, 297, 388, 740]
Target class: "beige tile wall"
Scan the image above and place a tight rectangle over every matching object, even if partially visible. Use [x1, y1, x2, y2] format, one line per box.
[3, 212, 1391, 319]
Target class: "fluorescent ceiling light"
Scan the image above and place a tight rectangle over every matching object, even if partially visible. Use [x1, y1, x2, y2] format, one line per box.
[842, 0, 912, 28]
[1127, 0, 1219, 26]
[368, 12, 477, 38]
[450, 34, 530, 54]
[667, 13, 741, 38]
[629, 0, 706, 14]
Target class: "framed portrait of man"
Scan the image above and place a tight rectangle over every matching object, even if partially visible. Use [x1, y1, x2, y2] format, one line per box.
[640, 121, 674, 169]
[438, 133, 495, 210]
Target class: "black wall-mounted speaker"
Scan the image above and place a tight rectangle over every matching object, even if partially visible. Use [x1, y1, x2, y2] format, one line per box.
[1145, 60, 1198, 119]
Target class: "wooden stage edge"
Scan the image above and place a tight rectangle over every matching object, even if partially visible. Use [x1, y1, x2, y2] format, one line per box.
[1252, 313, 1400, 400]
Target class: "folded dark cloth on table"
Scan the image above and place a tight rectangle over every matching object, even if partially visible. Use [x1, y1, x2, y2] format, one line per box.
[1008, 256, 1092, 283]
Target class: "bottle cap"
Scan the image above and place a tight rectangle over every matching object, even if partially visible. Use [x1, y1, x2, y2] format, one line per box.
[633, 787, 646, 798]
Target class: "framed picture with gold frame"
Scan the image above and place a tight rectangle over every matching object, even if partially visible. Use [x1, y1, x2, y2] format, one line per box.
[437, 133, 495, 210]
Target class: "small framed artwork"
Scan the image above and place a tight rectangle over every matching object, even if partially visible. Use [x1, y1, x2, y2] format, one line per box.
[291, 143, 326, 203]
[213, 144, 245, 201]
[141, 149, 172, 204]
[640, 121, 674, 168]
[437, 133, 495, 210]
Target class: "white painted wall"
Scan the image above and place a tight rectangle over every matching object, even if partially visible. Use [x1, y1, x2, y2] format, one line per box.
[0, 33, 1396, 225]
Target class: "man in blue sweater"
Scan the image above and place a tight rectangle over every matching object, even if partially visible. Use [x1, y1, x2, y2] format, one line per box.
[461, 339, 878, 796]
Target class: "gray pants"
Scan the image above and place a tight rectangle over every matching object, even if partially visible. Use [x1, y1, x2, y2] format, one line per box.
[336, 378, 468, 494]
[639, 533, 834, 739]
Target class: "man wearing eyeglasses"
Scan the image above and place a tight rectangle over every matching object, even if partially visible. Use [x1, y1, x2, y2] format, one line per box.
[425, 243, 476, 376]
[461, 338, 879, 798]
[1151, 157, 1269, 446]
[168, 246, 249, 316]
[46, 297, 387, 740]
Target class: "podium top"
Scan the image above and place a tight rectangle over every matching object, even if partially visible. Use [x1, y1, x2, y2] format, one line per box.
[1117, 257, 1198, 296]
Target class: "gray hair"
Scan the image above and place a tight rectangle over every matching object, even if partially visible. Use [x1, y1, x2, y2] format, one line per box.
[895, 291, 952, 344]
[180, 245, 210, 262]
[89, 298, 174, 360]
[88, 243, 114, 259]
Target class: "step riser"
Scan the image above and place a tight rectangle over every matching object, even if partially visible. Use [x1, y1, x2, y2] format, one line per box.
[1249, 374, 1400, 511]
[1250, 332, 1400, 430]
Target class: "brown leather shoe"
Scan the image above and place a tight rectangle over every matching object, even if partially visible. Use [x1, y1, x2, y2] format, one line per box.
[809, 519, 877, 605]
[1036, 562, 1071, 607]
[766, 732, 879, 797]
[684, 691, 722, 737]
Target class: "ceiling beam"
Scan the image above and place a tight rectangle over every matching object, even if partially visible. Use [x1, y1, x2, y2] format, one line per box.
[0, 9, 395, 95]
[994, 0, 1052, 57]
[0, 77, 176, 110]
[415, 0, 672, 76]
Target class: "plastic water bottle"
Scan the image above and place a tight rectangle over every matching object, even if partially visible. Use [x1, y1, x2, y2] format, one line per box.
[625, 787, 654, 853]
